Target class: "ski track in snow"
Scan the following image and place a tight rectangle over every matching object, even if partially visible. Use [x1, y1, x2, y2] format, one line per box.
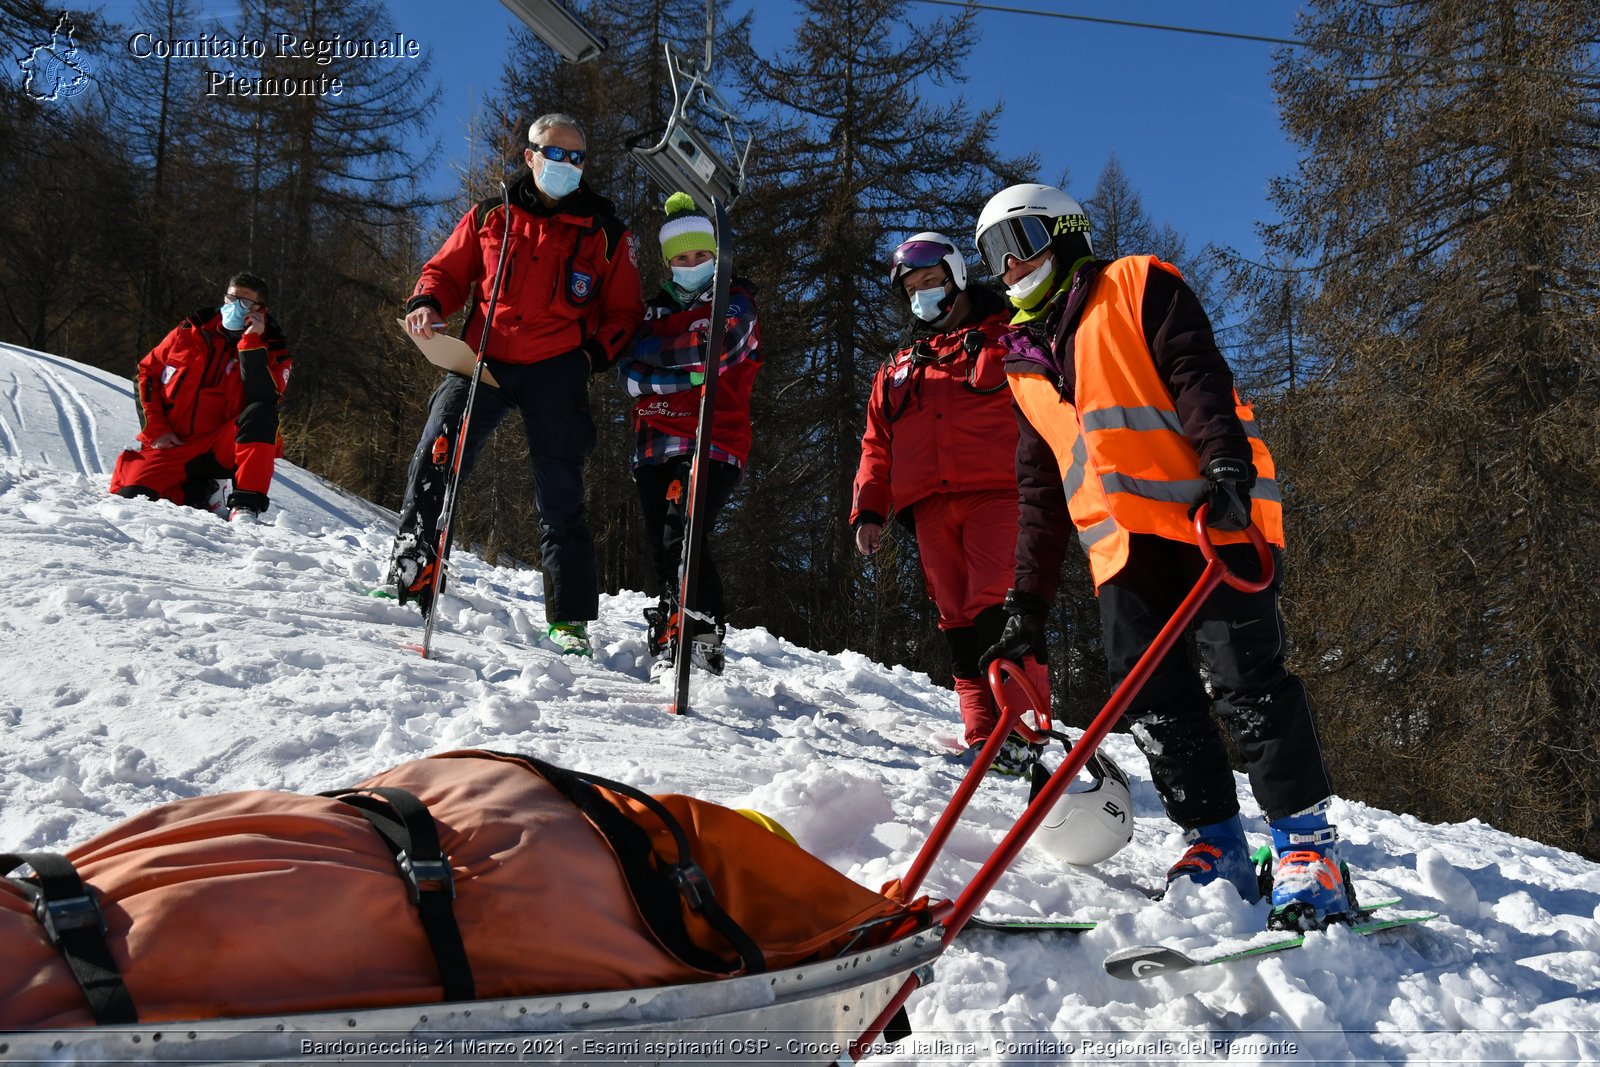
[31, 357, 104, 477]
[2, 345, 1599, 1065]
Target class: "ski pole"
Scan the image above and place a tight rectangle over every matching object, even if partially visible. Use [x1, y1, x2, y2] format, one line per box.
[669, 198, 733, 714]
[420, 180, 512, 660]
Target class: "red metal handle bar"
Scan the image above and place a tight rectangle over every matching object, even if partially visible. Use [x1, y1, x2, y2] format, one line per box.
[895, 657, 1054, 901]
[1198, 505, 1275, 594]
[895, 694, 1023, 903]
[851, 508, 1271, 1061]
[940, 509, 1271, 933]
[988, 657, 1053, 743]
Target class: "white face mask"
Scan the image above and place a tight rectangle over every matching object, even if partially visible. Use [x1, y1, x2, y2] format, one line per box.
[909, 286, 950, 323]
[1005, 255, 1056, 307]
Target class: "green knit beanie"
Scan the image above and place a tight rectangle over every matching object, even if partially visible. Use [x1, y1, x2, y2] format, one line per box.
[658, 191, 716, 262]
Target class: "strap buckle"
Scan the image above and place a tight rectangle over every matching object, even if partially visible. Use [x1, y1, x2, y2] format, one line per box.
[396, 850, 455, 903]
[669, 862, 711, 909]
[34, 889, 107, 946]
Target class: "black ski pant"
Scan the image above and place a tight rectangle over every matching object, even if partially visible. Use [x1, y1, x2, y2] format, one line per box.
[1099, 533, 1333, 829]
[397, 350, 598, 623]
[634, 456, 739, 633]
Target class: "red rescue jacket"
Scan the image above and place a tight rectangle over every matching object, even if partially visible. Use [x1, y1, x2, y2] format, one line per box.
[410, 173, 645, 371]
[134, 309, 291, 447]
[851, 288, 1018, 525]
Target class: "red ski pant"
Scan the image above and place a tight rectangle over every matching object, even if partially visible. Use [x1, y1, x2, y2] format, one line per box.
[910, 488, 1038, 745]
[109, 420, 278, 508]
[913, 488, 1017, 630]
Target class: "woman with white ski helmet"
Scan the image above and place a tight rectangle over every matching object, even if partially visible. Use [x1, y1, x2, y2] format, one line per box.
[974, 183, 1355, 927]
[851, 231, 1049, 776]
[973, 183, 1094, 320]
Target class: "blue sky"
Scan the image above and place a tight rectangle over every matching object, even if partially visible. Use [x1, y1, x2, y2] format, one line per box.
[79, 1, 1304, 261]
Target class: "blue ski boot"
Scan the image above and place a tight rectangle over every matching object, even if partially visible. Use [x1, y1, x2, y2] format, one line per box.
[1165, 813, 1261, 902]
[1268, 800, 1355, 929]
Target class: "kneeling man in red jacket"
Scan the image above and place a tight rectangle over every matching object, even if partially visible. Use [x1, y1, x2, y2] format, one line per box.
[109, 272, 292, 522]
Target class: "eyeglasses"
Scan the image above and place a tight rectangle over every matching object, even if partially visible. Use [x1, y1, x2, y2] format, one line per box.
[223, 293, 264, 313]
[888, 239, 956, 285]
[977, 215, 1055, 276]
[531, 144, 587, 167]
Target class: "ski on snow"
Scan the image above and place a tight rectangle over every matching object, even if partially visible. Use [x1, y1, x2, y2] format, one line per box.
[965, 915, 1100, 934]
[964, 895, 1400, 936]
[1103, 901, 1437, 981]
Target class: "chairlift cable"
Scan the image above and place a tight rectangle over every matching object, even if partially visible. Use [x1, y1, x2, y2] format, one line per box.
[910, 0, 1597, 81]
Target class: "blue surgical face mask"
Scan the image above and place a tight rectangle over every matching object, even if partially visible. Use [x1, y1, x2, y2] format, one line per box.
[672, 259, 716, 293]
[909, 285, 950, 323]
[535, 158, 582, 200]
[220, 300, 248, 331]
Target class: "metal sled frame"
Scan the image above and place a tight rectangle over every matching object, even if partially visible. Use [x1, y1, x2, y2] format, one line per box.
[0, 928, 942, 1064]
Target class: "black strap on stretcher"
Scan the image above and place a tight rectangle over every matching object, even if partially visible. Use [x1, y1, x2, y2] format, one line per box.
[3, 851, 137, 1024]
[487, 752, 766, 976]
[322, 785, 476, 1002]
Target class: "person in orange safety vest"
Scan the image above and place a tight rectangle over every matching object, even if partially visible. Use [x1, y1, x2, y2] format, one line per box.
[973, 184, 1352, 928]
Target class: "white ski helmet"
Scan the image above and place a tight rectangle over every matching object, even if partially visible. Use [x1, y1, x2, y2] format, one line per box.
[888, 231, 967, 293]
[974, 183, 1094, 277]
[1031, 750, 1134, 866]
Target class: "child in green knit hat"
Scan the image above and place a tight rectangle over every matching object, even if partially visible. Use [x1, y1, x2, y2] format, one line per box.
[658, 191, 718, 299]
[617, 191, 762, 681]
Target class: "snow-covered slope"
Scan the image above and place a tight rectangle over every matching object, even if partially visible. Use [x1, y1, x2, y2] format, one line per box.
[2, 343, 1598, 1063]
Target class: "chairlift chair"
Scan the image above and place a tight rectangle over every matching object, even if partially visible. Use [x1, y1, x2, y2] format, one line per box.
[630, 43, 752, 214]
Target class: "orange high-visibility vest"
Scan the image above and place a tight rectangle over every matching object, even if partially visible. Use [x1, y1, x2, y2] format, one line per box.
[1008, 256, 1284, 588]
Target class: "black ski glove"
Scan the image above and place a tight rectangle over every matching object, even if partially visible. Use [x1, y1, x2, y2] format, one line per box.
[978, 589, 1051, 669]
[1192, 457, 1255, 532]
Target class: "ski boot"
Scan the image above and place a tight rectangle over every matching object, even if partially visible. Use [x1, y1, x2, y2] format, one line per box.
[989, 733, 1046, 778]
[1267, 800, 1356, 930]
[1165, 813, 1262, 902]
[548, 622, 592, 657]
[689, 623, 727, 676]
[226, 490, 268, 524]
[387, 532, 436, 616]
[644, 599, 678, 680]
[649, 642, 675, 682]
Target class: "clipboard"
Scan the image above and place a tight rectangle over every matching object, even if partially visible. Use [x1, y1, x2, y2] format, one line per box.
[396, 319, 499, 388]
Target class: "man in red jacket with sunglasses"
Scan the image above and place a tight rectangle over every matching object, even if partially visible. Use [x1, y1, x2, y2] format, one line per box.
[388, 113, 645, 655]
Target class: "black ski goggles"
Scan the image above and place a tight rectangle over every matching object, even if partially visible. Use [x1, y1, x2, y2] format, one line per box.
[977, 215, 1054, 276]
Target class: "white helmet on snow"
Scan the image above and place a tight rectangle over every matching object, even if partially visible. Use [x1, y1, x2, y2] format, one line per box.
[1031, 750, 1134, 866]
[888, 231, 968, 293]
[974, 183, 1093, 277]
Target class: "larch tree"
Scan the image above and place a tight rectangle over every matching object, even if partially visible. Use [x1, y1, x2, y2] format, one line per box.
[732, 0, 1035, 665]
[1256, 0, 1600, 856]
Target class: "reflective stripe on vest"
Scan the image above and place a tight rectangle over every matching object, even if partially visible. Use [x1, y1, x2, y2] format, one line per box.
[1007, 256, 1284, 588]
